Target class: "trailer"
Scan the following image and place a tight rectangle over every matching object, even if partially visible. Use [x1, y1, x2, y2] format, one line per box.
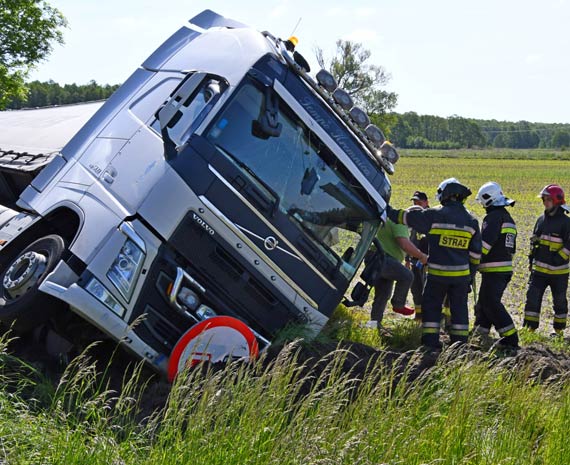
[0, 10, 397, 379]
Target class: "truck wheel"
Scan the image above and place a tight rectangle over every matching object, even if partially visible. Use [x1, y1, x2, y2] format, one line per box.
[0, 234, 66, 333]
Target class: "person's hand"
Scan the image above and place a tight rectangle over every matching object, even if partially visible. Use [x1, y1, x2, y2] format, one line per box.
[419, 253, 428, 266]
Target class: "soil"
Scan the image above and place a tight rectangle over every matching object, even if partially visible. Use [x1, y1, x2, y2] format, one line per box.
[3, 332, 570, 422]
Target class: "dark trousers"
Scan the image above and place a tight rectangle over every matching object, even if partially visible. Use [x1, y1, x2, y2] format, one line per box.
[475, 273, 518, 346]
[410, 263, 426, 314]
[371, 255, 413, 323]
[523, 272, 569, 331]
[422, 275, 470, 348]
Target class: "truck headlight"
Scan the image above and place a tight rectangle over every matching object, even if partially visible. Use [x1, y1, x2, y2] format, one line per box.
[107, 239, 145, 300]
[85, 277, 124, 317]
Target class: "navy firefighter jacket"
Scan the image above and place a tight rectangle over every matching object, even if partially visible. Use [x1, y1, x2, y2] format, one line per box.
[388, 201, 482, 279]
[529, 207, 570, 276]
[479, 206, 517, 274]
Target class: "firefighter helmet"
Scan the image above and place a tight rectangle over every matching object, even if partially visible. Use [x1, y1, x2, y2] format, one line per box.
[475, 181, 515, 208]
[539, 184, 565, 206]
[436, 178, 471, 203]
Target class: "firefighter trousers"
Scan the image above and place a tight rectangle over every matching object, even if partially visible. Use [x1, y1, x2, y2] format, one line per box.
[421, 275, 470, 348]
[474, 273, 518, 346]
[523, 272, 569, 331]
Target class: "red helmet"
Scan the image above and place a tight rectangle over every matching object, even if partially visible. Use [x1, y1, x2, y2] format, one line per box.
[539, 184, 566, 206]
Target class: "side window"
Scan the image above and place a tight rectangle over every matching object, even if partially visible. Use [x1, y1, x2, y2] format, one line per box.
[153, 73, 227, 148]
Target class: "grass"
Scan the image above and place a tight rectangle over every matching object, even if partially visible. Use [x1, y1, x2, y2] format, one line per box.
[2, 152, 570, 463]
[2, 333, 570, 464]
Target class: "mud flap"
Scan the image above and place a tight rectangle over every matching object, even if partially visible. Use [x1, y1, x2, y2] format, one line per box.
[167, 316, 259, 382]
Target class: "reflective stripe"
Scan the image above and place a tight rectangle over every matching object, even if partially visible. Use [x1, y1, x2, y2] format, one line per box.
[524, 312, 540, 322]
[479, 265, 513, 273]
[450, 328, 469, 336]
[501, 223, 517, 235]
[423, 322, 441, 328]
[479, 261, 513, 273]
[525, 311, 540, 317]
[501, 328, 517, 337]
[554, 316, 568, 323]
[469, 251, 482, 259]
[482, 240, 492, 255]
[497, 323, 515, 336]
[430, 228, 473, 239]
[554, 313, 568, 319]
[470, 257, 480, 265]
[429, 263, 470, 271]
[559, 248, 570, 260]
[399, 210, 406, 224]
[539, 234, 562, 243]
[429, 268, 470, 277]
[423, 328, 439, 334]
[451, 324, 469, 330]
[539, 239, 562, 250]
[533, 261, 570, 275]
[432, 223, 476, 235]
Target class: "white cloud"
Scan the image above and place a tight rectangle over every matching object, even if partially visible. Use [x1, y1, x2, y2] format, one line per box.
[525, 54, 542, 65]
[342, 29, 379, 43]
[355, 7, 377, 17]
[270, 1, 289, 18]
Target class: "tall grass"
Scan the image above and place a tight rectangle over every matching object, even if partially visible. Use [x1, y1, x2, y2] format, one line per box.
[1, 336, 570, 464]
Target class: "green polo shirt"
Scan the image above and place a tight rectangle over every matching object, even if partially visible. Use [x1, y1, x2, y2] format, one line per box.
[376, 219, 409, 262]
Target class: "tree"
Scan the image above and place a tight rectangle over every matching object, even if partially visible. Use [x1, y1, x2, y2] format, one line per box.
[551, 130, 570, 148]
[0, 0, 67, 109]
[316, 40, 398, 132]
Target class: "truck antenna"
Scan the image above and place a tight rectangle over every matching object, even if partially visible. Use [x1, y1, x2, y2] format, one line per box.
[290, 17, 302, 37]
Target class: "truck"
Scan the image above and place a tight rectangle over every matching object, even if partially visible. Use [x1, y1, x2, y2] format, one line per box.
[0, 9, 396, 379]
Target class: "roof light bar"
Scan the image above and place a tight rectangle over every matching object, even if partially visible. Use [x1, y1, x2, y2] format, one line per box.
[316, 69, 338, 92]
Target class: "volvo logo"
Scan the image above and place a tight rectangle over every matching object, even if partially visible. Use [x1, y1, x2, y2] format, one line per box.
[192, 212, 215, 236]
[263, 236, 278, 251]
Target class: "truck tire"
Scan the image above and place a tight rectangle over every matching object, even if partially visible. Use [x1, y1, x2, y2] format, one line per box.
[0, 234, 66, 333]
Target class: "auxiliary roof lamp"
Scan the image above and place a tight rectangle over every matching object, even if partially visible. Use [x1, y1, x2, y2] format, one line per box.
[380, 141, 399, 164]
[365, 124, 386, 147]
[316, 69, 338, 92]
[332, 88, 353, 111]
[349, 107, 370, 128]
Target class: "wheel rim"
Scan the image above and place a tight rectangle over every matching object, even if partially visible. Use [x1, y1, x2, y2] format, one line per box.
[2, 251, 47, 300]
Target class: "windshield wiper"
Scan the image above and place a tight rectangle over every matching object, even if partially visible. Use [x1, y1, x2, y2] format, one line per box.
[214, 144, 281, 215]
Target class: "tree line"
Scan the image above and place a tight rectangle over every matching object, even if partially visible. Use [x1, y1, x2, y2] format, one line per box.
[389, 113, 570, 150]
[6, 80, 120, 109]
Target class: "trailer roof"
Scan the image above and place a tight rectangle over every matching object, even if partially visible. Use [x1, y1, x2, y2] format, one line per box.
[0, 101, 104, 156]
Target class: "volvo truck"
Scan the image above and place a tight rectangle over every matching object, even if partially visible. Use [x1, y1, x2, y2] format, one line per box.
[0, 10, 396, 378]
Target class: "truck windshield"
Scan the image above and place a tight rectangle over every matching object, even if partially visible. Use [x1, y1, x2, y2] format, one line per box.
[205, 79, 380, 280]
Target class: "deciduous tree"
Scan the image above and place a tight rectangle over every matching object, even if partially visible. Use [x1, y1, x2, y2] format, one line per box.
[316, 40, 398, 133]
[0, 0, 67, 108]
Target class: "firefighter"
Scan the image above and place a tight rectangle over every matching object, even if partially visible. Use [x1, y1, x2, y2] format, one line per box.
[406, 191, 430, 321]
[473, 181, 519, 348]
[388, 178, 482, 349]
[523, 184, 570, 335]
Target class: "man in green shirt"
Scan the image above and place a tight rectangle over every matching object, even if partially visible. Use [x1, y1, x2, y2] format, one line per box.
[370, 218, 428, 328]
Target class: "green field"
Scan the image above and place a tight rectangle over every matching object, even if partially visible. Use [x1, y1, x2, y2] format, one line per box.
[2, 154, 570, 464]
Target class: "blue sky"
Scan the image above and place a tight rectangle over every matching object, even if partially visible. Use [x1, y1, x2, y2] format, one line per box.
[30, 0, 570, 123]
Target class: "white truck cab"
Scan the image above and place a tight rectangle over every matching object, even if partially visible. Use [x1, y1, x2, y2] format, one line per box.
[0, 10, 395, 377]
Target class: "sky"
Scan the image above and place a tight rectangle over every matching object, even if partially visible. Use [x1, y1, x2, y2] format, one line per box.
[29, 0, 570, 124]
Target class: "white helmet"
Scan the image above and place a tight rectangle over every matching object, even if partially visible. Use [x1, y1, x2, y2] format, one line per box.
[435, 177, 459, 203]
[475, 181, 515, 207]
